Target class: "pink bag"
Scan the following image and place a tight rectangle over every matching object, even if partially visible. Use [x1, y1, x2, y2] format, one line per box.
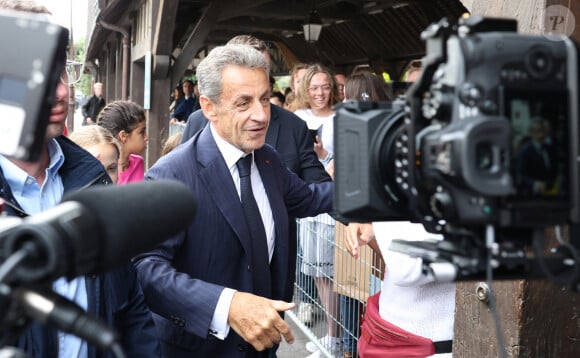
[358, 293, 451, 358]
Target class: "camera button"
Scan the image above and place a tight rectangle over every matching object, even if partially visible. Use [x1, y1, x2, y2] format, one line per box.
[479, 99, 497, 114]
[460, 83, 481, 106]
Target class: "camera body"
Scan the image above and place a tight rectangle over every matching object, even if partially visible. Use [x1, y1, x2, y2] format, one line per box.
[335, 16, 580, 236]
[0, 9, 68, 161]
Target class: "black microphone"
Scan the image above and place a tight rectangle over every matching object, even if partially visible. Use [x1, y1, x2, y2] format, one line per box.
[13, 287, 119, 352]
[2, 180, 196, 284]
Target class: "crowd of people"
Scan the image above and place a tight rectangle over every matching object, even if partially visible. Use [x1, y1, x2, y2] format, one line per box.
[0, 1, 458, 357]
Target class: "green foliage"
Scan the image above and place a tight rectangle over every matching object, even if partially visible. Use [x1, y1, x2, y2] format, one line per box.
[72, 36, 91, 96]
[274, 76, 291, 93]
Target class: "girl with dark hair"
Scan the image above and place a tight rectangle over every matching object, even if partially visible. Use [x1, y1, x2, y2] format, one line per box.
[97, 100, 148, 184]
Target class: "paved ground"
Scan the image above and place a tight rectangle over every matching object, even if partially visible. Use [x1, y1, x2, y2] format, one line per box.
[278, 309, 338, 358]
[277, 314, 314, 357]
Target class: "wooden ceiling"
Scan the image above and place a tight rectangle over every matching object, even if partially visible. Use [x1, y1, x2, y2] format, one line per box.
[171, 0, 468, 77]
[86, 0, 468, 79]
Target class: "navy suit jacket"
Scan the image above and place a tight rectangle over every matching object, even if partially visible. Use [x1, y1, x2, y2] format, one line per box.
[171, 96, 199, 122]
[134, 126, 333, 357]
[180, 105, 331, 303]
[516, 140, 557, 193]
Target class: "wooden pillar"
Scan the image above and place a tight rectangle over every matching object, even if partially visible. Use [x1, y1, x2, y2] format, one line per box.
[146, 74, 170, 168]
[454, 1, 580, 356]
[145, 0, 179, 168]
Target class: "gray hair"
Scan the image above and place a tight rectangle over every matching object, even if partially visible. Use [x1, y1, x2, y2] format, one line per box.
[196, 44, 269, 104]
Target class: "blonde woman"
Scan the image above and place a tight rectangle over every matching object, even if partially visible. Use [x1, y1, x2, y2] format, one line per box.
[69, 125, 121, 184]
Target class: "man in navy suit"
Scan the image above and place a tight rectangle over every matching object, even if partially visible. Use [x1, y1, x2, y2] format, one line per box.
[134, 44, 333, 357]
[180, 35, 330, 310]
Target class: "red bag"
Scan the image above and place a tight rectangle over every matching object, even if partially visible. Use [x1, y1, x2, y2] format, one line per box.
[358, 293, 439, 358]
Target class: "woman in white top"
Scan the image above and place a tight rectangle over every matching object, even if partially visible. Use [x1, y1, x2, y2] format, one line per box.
[294, 64, 342, 355]
[294, 63, 339, 163]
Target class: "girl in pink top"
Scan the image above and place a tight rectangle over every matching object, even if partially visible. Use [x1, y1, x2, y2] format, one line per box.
[97, 100, 148, 184]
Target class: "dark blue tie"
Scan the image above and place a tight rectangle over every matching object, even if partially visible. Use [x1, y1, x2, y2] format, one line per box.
[236, 154, 272, 297]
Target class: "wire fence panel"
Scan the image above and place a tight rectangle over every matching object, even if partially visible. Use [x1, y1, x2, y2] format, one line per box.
[291, 217, 384, 358]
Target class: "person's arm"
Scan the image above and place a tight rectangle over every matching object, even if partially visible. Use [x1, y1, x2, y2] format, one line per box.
[282, 168, 334, 219]
[346, 221, 448, 287]
[180, 110, 208, 144]
[134, 234, 296, 350]
[132, 213, 226, 340]
[313, 135, 329, 161]
[117, 263, 161, 357]
[81, 96, 91, 118]
[372, 221, 443, 287]
[288, 110, 331, 183]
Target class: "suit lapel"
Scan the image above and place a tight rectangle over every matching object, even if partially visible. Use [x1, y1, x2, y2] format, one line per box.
[196, 127, 253, 261]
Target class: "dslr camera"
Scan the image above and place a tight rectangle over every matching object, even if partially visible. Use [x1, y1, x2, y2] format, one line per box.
[334, 16, 580, 284]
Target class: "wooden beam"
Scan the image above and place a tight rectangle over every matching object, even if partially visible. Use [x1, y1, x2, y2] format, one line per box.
[152, 0, 179, 55]
[171, 0, 227, 85]
[152, 0, 179, 79]
[213, 18, 303, 33]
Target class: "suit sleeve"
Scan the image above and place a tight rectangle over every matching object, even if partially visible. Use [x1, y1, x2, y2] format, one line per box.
[133, 165, 225, 340]
[117, 263, 162, 357]
[292, 113, 332, 184]
[181, 110, 208, 144]
[266, 149, 333, 217]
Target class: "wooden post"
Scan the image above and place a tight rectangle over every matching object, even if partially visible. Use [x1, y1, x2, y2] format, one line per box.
[454, 0, 580, 356]
[144, 0, 178, 168]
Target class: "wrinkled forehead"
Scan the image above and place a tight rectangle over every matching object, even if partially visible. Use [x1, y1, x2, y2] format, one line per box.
[219, 66, 269, 96]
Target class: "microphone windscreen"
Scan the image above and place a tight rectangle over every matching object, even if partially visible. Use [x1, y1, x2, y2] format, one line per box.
[62, 180, 195, 272]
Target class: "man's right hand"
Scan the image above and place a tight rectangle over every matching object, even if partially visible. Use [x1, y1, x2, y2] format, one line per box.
[228, 292, 295, 351]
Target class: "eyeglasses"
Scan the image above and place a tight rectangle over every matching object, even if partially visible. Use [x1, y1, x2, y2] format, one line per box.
[60, 60, 83, 85]
[308, 85, 331, 93]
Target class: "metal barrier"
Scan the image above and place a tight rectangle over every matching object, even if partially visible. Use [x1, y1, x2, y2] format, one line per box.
[288, 217, 384, 358]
